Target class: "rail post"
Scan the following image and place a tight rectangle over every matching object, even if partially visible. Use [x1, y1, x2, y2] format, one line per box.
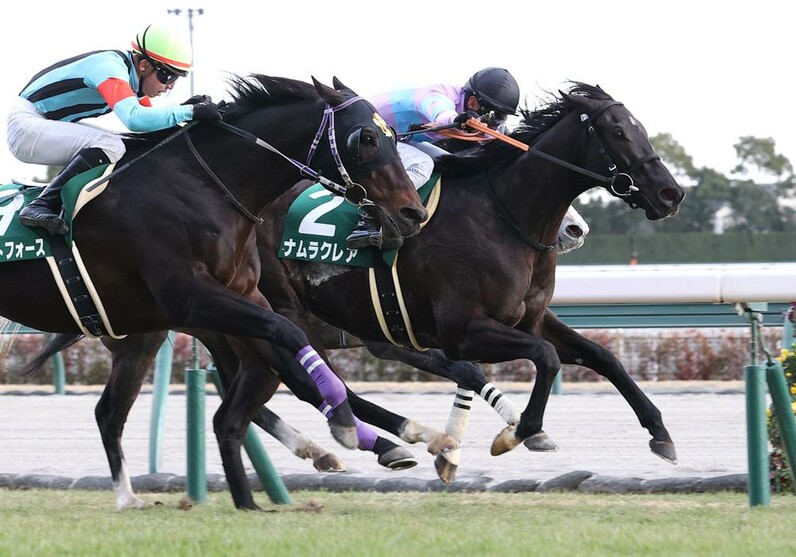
[185, 337, 207, 503]
[765, 360, 796, 487]
[740, 302, 771, 506]
[551, 368, 563, 395]
[149, 331, 175, 473]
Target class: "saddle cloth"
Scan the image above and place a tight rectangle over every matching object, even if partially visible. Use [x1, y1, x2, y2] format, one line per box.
[0, 165, 124, 338]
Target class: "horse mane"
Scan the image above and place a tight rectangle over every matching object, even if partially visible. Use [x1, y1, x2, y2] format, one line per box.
[223, 74, 320, 117]
[435, 82, 614, 177]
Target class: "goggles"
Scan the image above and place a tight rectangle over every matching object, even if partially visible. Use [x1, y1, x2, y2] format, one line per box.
[154, 64, 180, 85]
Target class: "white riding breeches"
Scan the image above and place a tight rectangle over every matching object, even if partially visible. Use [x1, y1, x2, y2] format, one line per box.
[397, 141, 434, 189]
[6, 97, 126, 165]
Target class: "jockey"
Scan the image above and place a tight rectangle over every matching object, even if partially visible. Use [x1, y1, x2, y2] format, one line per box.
[347, 67, 521, 250]
[7, 23, 222, 236]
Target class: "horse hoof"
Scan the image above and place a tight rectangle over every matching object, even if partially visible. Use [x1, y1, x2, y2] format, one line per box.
[426, 433, 460, 456]
[491, 425, 522, 456]
[378, 447, 418, 470]
[313, 453, 346, 472]
[650, 439, 678, 464]
[434, 455, 458, 485]
[523, 431, 559, 452]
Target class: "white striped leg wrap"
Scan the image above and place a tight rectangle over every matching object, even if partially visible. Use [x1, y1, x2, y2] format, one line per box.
[443, 388, 474, 466]
[480, 382, 521, 425]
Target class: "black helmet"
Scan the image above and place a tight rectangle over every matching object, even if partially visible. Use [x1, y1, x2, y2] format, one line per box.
[463, 67, 520, 116]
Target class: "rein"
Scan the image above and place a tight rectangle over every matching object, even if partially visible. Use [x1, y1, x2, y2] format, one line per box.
[87, 97, 377, 225]
[473, 103, 660, 253]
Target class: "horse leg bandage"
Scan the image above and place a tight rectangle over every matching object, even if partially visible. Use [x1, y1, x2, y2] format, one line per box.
[480, 382, 521, 425]
[297, 346, 347, 408]
[319, 403, 378, 451]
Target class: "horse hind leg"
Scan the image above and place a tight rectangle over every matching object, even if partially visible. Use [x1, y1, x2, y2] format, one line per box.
[346, 389, 458, 457]
[96, 332, 168, 510]
[251, 406, 346, 472]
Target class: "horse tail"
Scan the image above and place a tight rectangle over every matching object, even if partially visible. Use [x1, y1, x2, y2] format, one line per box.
[11, 333, 84, 377]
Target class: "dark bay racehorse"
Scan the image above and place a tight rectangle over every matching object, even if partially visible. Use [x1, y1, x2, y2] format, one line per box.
[3, 75, 426, 509]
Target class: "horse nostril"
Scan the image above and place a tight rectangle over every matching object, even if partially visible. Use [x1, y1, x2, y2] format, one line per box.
[661, 187, 683, 204]
[400, 206, 428, 226]
[565, 225, 583, 238]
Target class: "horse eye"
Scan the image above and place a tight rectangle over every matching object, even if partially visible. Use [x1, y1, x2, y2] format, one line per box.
[613, 129, 626, 139]
[349, 127, 379, 164]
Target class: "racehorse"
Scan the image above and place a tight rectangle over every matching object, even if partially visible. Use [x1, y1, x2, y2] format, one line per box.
[2, 74, 426, 509]
[253, 82, 685, 470]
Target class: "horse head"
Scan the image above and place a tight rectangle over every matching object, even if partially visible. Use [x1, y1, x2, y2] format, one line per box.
[559, 85, 685, 220]
[226, 75, 426, 245]
[307, 76, 428, 246]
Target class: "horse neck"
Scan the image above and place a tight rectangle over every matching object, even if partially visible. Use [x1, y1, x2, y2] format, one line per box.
[489, 119, 593, 247]
[212, 100, 327, 216]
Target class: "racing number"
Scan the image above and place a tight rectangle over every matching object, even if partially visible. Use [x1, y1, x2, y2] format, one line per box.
[298, 190, 345, 237]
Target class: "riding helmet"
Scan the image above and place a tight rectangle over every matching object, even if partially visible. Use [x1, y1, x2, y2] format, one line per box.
[463, 67, 520, 116]
[131, 23, 193, 76]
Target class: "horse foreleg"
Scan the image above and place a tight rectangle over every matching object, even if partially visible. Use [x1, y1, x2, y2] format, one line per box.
[542, 310, 677, 463]
[97, 331, 168, 510]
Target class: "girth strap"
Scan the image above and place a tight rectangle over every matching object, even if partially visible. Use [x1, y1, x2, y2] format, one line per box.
[49, 237, 108, 337]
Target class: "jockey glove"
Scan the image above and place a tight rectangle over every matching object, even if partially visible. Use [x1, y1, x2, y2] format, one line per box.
[453, 110, 481, 129]
[182, 94, 212, 106]
[192, 101, 222, 121]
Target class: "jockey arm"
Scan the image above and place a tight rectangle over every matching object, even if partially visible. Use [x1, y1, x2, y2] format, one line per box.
[97, 77, 192, 132]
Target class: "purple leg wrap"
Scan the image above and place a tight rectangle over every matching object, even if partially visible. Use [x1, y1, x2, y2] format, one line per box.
[319, 403, 378, 451]
[354, 417, 378, 451]
[297, 346, 347, 408]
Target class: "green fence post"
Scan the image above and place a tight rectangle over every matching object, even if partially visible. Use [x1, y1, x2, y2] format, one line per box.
[742, 303, 770, 506]
[52, 352, 65, 395]
[149, 331, 175, 473]
[745, 364, 770, 506]
[551, 368, 563, 395]
[766, 361, 796, 487]
[208, 367, 291, 505]
[185, 338, 207, 503]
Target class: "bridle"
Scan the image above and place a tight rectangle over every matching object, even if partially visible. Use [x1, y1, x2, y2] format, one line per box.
[485, 100, 662, 252]
[83, 96, 383, 225]
[582, 101, 660, 202]
[207, 96, 378, 220]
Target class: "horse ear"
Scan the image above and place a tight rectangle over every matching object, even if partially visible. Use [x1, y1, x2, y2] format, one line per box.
[332, 76, 350, 91]
[312, 76, 346, 106]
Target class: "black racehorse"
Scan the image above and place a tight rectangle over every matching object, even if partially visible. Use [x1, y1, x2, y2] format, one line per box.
[35, 83, 685, 500]
[3, 74, 426, 509]
[253, 82, 685, 469]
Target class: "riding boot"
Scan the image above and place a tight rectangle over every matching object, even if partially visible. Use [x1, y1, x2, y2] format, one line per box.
[345, 213, 382, 249]
[18, 147, 110, 236]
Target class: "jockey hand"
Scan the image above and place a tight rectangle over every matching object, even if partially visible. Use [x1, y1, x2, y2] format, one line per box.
[182, 94, 212, 106]
[192, 101, 222, 121]
[453, 110, 481, 130]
